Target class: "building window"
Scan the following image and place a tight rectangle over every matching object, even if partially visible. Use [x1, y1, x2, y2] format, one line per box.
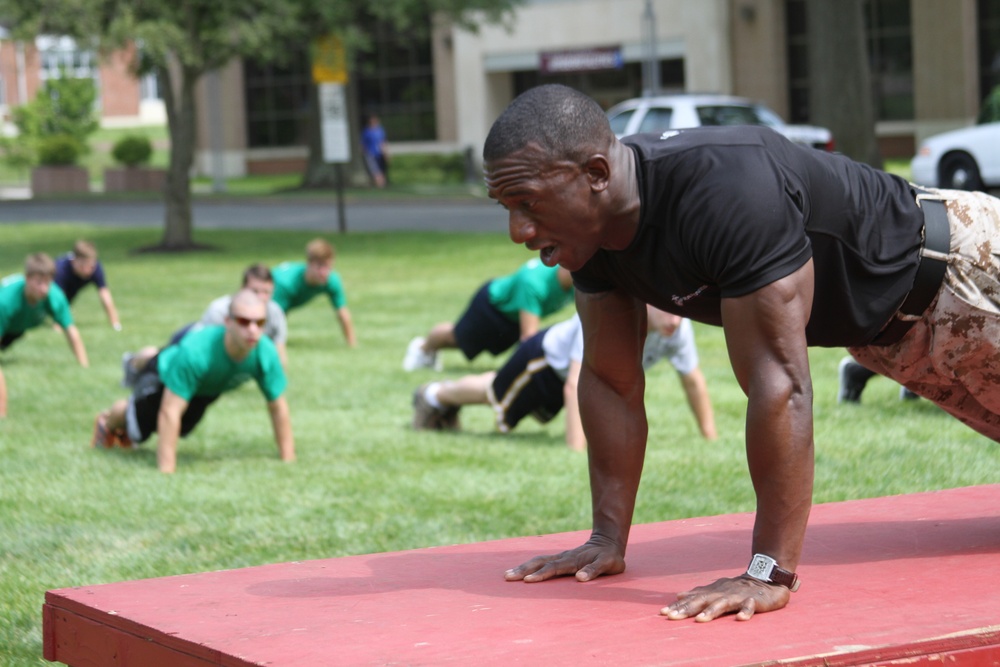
[864, 0, 913, 121]
[36, 36, 95, 80]
[785, 0, 809, 123]
[513, 59, 684, 111]
[785, 0, 912, 122]
[355, 21, 436, 141]
[979, 0, 1000, 102]
[244, 49, 312, 148]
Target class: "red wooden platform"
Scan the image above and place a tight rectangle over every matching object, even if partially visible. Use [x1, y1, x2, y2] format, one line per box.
[44, 485, 1000, 667]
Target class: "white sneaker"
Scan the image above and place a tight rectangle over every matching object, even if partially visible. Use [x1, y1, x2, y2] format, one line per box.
[402, 336, 440, 371]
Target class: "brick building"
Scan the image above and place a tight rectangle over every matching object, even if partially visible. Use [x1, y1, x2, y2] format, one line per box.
[0, 30, 163, 132]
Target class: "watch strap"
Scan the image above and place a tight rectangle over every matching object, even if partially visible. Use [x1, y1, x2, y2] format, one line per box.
[746, 553, 800, 592]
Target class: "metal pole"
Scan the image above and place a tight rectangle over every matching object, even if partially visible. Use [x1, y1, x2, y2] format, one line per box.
[336, 164, 347, 234]
[642, 0, 660, 97]
[206, 69, 226, 194]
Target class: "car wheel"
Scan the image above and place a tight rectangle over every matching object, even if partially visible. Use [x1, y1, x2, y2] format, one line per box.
[939, 153, 985, 191]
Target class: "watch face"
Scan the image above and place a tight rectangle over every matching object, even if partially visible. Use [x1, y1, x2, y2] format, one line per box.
[748, 554, 775, 580]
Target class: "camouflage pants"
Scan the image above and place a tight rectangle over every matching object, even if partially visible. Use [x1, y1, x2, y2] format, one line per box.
[849, 188, 1000, 442]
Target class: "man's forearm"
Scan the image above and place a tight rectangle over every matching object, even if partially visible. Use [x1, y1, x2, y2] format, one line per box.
[580, 365, 647, 549]
[0, 366, 7, 418]
[65, 326, 89, 367]
[518, 311, 541, 340]
[337, 309, 357, 347]
[99, 288, 121, 329]
[156, 412, 181, 474]
[680, 369, 717, 440]
[268, 398, 295, 462]
[562, 377, 586, 451]
[745, 383, 814, 572]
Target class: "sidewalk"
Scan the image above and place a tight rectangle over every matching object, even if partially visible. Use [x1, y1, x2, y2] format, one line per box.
[0, 191, 507, 233]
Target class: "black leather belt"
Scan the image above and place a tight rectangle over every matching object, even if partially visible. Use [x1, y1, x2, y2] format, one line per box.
[869, 189, 950, 346]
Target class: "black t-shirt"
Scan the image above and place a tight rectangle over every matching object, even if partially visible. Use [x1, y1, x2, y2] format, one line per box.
[573, 127, 924, 346]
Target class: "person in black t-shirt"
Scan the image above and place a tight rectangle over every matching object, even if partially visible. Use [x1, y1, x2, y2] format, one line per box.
[482, 83, 1000, 622]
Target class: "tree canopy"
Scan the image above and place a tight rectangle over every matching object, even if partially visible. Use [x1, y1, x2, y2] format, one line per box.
[0, 0, 521, 248]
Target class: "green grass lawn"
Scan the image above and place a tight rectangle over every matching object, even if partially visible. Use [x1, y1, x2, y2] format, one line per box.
[0, 225, 997, 664]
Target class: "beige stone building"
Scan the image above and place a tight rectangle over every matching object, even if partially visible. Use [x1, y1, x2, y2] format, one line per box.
[9, 1, 989, 176]
[174, 0, 1000, 176]
[436, 0, 992, 163]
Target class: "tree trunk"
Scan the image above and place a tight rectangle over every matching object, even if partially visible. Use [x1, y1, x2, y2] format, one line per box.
[159, 61, 201, 249]
[807, 0, 882, 168]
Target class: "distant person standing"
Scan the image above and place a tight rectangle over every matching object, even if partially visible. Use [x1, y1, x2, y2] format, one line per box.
[54, 240, 122, 331]
[361, 114, 389, 188]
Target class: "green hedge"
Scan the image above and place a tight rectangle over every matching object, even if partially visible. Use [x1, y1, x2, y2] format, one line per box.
[388, 152, 470, 185]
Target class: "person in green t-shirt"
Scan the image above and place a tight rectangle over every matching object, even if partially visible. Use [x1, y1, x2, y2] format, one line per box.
[0, 253, 90, 418]
[271, 238, 356, 348]
[402, 258, 574, 371]
[92, 289, 294, 474]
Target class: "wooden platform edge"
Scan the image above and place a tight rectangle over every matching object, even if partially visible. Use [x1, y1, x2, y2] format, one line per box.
[42, 601, 245, 667]
[755, 626, 1000, 667]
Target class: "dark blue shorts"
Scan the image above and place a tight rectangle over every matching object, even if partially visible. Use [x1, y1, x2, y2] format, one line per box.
[453, 281, 520, 361]
[489, 327, 564, 431]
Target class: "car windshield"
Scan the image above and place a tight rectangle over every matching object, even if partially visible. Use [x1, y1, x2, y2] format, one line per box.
[697, 104, 769, 127]
[750, 105, 785, 128]
[636, 107, 673, 134]
[608, 109, 635, 136]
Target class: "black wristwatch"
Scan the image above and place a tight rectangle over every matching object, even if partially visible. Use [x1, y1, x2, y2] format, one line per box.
[746, 553, 800, 592]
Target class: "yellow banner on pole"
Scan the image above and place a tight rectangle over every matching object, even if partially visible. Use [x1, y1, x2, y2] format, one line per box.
[313, 35, 348, 84]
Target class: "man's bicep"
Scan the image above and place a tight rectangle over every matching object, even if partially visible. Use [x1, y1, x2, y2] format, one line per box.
[159, 388, 189, 418]
[721, 260, 814, 393]
[577, 289, 646, 388]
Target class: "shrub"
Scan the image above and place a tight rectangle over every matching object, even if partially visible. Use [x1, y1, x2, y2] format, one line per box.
[36, 134, 82, 166]
[1, 75, 98, 170]
[112, 134, 153, 167]
[389, 152, 469, 185]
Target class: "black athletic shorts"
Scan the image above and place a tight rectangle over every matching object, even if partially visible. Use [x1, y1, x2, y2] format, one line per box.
[0, 330, 25, 350]
[126, 353, 219, 443]
[488, 327, 564, 431]
[453, 281, 520, 361]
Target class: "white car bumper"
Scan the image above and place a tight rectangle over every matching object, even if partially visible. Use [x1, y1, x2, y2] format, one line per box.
[910, 154, 938, 187]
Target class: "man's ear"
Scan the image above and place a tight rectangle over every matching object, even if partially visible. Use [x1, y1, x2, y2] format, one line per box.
[584, 155, 611, 193]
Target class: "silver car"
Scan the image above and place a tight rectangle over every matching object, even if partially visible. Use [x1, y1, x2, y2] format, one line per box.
[910, 122, 1000, 191]
[606, 94, 835, 151]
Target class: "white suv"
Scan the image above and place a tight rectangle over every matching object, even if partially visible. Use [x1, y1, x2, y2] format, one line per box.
[606, 94, 835, 151]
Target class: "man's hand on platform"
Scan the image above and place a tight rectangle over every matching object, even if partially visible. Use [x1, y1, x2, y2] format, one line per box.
[504, 536, 626, 583]
[661, 575, 790, 622]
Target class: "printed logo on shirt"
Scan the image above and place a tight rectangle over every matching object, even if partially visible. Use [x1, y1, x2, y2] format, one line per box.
[672, 284, 709, 308]
[659, 130, 680, 141]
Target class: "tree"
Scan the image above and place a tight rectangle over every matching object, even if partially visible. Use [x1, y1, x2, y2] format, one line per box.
[1, 74, 99, 171]
[0, 0, 520, 250]
[806, 0, 882, 168]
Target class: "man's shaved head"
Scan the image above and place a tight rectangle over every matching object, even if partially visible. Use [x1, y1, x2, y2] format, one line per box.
[483, 84, 614, 165]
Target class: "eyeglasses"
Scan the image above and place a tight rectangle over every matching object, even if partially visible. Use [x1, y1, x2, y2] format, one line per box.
[232, 315, 267, 328]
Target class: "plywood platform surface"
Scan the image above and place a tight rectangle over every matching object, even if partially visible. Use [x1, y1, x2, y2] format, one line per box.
[44, 485, 1000, 666]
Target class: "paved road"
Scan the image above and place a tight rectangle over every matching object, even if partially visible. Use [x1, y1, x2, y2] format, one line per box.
[0, 197, 509, 234]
